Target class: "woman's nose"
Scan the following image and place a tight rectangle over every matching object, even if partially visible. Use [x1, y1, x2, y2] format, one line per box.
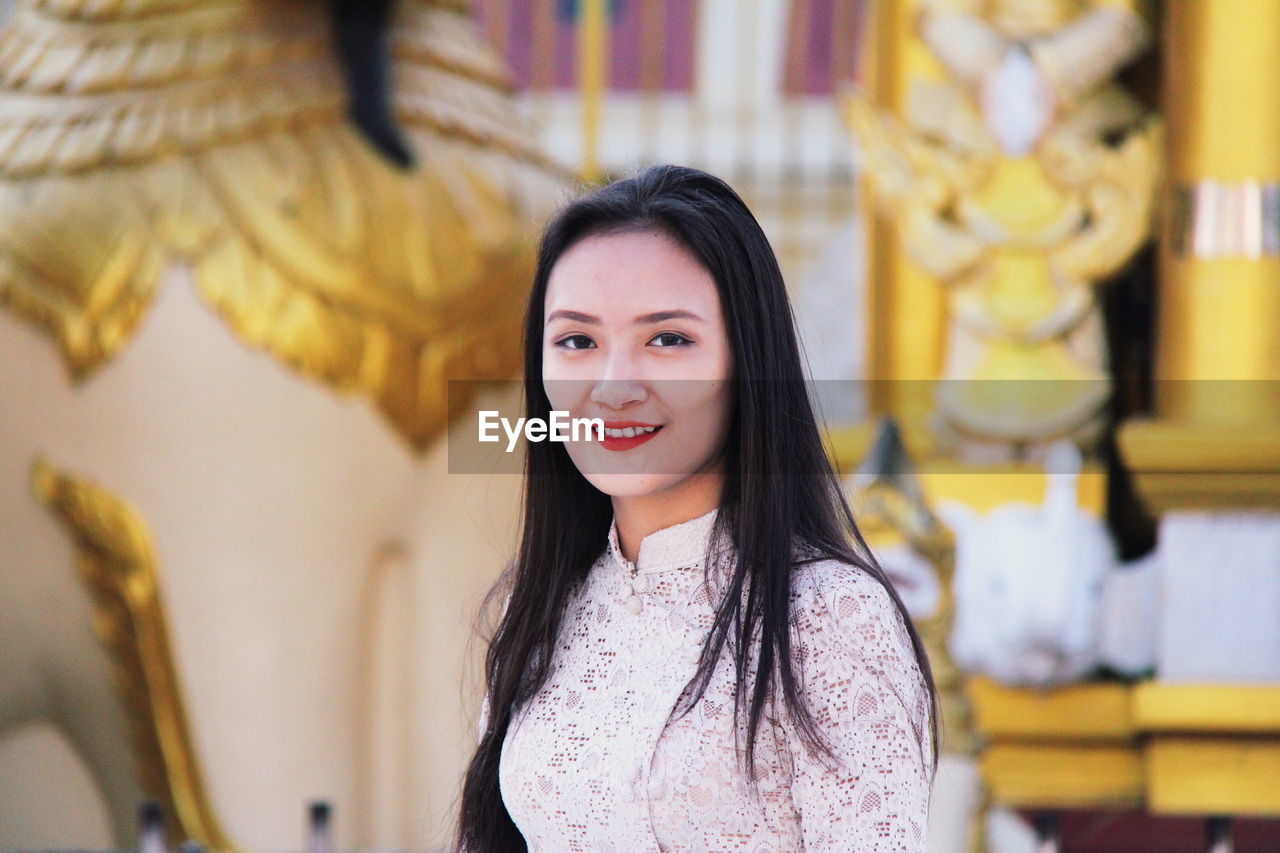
[589, 352, 647, 408]
[589, 378, 647, 410]
[569, 340, 651, 410]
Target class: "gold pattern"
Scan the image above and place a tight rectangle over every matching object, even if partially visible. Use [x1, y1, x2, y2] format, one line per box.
[0, 0, 573, 451]
[847, 0, 1161, 447]
[31, 457, 234, 851]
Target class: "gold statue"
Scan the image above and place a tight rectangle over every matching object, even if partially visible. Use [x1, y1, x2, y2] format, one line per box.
[846, 0, 1161, 453]
[0, 1, 569, 846]
[0, 0, 571, 451]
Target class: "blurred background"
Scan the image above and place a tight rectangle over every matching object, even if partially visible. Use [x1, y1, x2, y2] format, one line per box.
[1, 0, 1278, 851]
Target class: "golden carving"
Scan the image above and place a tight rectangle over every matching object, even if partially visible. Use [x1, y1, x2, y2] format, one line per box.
[31, 457, 233, 850]
[0, 0, 572, 451]
[846, 0, 1161, 448]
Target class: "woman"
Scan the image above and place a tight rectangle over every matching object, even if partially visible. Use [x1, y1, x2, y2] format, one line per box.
[457, 165, 938, 852]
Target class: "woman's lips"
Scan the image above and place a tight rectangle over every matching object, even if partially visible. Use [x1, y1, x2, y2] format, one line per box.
[597, 422, 663, 452]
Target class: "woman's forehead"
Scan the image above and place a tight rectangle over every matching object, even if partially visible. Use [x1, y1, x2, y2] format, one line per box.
[545, 230, 720, 319]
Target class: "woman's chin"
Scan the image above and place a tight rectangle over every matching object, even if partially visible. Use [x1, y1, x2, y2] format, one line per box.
[581, 471, 680, 499]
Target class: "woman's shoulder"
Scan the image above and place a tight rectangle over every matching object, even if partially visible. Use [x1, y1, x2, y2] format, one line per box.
[787, 554, 934, 758]
[788, 554, 903, 630]
[787, 555, 924, 689]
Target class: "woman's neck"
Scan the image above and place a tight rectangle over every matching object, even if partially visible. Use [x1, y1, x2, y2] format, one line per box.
[611, 472, 723, 565]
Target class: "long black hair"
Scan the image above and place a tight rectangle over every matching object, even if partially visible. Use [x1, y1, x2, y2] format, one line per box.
[456, 164, 939, 852]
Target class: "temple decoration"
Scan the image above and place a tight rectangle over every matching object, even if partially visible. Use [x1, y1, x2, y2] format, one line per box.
[32, 457, 232, 850]
[0, 0, 573, 451]
[1121, 0, 1280, 512]
[845, 0, 1161, 451]
[1156, 0, 1280, 418]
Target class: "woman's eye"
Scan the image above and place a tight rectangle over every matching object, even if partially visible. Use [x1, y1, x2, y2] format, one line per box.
[649, 332, 692, 347]
[555, 334, 596, 350]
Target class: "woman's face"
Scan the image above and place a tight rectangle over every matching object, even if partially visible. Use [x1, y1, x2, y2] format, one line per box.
[542, 228, 733, 502]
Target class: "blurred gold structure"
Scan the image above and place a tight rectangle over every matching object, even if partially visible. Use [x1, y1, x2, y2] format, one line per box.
[1117, 0, 1280, 830]
[969, 677, 1144, 809]
[0, 0, 571, 844]
[1135, 683, 1280, 817]
[1121, 0, 1280, 510]
[843, 0, 1280, 842]
[32, 458, 232, 851]
[968, 678, 1280, 819]
[576, 0, 607, 182]
[846, 0, 1160, 447]
[0, 0, 572, 452]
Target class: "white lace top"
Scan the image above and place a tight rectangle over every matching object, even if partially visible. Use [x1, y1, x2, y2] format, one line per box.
[495, 507, 934, 852]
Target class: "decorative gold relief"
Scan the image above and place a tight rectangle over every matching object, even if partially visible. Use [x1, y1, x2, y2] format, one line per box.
[0, 0, 572, 451]
[31, 457, 234, 851]
[847, 0, 1162, 449]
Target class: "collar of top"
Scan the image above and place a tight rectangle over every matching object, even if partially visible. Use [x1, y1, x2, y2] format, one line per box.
[606, 506, 729, 575]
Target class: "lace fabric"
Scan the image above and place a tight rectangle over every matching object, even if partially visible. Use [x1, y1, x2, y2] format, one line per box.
[496, 507, 934, 852]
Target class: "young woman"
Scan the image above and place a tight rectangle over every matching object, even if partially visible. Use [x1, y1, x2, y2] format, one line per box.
[457, 165, 938, 852]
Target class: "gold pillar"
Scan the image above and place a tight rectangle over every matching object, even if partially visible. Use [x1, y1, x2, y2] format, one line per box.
[859, 0, 948, 418]
[578, 0, 607, 183]
[1159, 0, 1280, 423]
[1122, 0, 1280, 511]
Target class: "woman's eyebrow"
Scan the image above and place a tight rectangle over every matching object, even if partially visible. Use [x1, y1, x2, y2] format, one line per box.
[545, 309, 706, 325]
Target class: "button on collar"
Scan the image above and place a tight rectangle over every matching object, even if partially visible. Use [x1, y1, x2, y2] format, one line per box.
[606, 507, 731, 575]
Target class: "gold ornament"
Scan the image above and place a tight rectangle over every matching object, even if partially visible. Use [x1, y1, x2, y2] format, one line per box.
[0, 0, 573, 451]
[32, 457, 233, 851]
[847, 0, 1161, 448]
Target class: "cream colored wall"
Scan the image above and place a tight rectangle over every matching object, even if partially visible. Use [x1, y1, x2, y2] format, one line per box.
[397, 436, 522, 850]
[0, 264, 521, 851]
[0, 722, 114, 847]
